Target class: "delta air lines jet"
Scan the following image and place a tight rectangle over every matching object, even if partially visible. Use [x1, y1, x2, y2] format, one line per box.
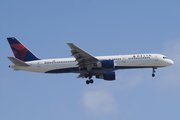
[7, 37, 174, 84]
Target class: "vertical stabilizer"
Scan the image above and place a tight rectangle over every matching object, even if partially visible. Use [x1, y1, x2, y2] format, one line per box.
[7, 37, 40, 62]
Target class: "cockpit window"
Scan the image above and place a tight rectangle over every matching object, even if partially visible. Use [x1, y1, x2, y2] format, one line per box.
[163, 57, 168, 59]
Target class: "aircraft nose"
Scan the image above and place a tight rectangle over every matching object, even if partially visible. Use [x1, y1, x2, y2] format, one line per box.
[168, 59, 174, 66]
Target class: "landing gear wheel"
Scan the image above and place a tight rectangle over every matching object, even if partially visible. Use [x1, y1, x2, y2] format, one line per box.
[86, 79, 94, 84]
[86, 80, 89, 84]
[90, 79, 94, 84]
[152, 74, 155, 77]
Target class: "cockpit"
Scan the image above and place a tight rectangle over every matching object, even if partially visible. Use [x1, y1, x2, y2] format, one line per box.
[163, 56, 168, 59]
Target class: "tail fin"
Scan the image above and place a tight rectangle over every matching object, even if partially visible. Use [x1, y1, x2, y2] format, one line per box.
[7, 37, 40, 62]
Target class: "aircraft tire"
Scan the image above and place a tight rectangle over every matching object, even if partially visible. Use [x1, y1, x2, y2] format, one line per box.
[86, 80, 89, 84]
[152, 74, 155, 77]
[90, 79, 94, 84]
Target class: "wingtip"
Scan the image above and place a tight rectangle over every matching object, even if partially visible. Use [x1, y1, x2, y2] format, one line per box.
[67, 43, 74, 47]
[67, 43, 73, 45]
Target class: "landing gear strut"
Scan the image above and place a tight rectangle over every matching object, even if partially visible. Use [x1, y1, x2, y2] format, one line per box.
[85, 73, 94, 84]
[152, 67, 157, 77]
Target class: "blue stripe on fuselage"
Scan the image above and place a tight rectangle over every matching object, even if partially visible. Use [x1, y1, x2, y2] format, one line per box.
[45, 67, 105, 74]
[45, 66, 164, 74]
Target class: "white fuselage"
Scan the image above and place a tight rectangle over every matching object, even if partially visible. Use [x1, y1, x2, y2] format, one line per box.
[9, 54, 174, 74]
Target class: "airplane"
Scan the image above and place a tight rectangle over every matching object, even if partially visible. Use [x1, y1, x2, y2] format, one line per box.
[7, 37, 174, 84]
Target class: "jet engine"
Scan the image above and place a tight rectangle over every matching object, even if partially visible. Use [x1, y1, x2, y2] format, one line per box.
[93, 60, 114, 68]
[96, 71, 116, 81]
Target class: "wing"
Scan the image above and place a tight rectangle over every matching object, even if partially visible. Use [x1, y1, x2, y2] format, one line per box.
[67, 43, 99, 70]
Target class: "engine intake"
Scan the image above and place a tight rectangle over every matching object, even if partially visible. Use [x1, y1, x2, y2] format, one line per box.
[96, 72, 116, 81]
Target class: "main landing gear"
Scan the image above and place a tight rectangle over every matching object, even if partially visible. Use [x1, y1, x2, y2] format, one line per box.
[85, 73, 94, 85]
[86, 79, 94, 84]
[152, 67, 157, 77]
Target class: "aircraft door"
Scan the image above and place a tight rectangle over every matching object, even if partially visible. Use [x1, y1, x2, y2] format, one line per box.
[155, 56, 159, 61]
[122, 57, 126, 63]
[37, 62, 40, 67]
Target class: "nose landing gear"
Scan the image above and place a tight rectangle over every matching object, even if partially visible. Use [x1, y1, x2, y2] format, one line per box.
[152, 73, 155, 77]
[152, 67, 157, 77]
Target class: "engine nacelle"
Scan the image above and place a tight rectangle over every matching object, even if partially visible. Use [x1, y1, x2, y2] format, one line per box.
[93, 60, 114, 68]
[96, 72, 116, 81]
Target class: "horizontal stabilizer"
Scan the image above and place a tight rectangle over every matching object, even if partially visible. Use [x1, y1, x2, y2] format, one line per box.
[8, 57, 30, 66]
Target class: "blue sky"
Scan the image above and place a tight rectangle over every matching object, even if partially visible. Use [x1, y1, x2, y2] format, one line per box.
[1, 0, 180, 120]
